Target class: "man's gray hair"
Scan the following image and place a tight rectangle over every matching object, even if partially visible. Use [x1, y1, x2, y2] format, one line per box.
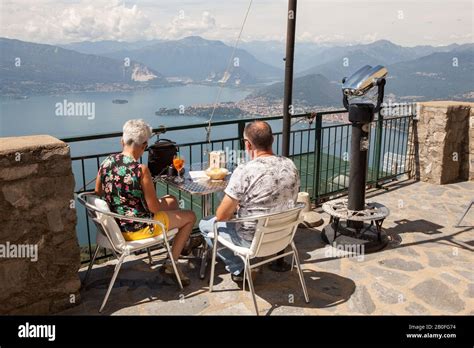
[122, 119, 153, 146]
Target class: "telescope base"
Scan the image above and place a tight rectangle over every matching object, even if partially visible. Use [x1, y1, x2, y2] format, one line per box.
[321, 219, 389, 254]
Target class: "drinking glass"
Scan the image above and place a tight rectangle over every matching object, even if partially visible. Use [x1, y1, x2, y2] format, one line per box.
[173, 154, 185, 183]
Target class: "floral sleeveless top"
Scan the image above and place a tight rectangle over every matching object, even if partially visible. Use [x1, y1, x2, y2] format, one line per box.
[99, 153, 152, 232]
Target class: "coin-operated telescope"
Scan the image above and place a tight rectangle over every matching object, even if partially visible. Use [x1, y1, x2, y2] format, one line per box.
[321, 65, 390, 251]
[342, 65, 387, 218]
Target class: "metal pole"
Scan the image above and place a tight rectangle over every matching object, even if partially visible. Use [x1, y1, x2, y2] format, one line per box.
[346, 104, 374, 230]
[347, 122, 368, 211]
[313, 113, 322, 202]
[374, 111, 383, 187]
[272, 0, 297, 273]
[282, 0, 297, 157]
[238, 120, 246, 150]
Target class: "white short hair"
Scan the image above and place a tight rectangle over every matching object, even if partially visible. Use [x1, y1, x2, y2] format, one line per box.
[122, 119, 152, 146]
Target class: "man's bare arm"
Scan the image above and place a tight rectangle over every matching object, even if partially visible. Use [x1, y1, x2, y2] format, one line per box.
[216, 194, 239, 221]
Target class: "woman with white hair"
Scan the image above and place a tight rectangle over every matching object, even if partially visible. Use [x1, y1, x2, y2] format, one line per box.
[95, 119, 196, 286]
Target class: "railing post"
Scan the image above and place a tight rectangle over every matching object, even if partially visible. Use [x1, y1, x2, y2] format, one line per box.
[312, 113, 322, 203]
[374, 109, 384, 187]
[238, 120, 246, 151]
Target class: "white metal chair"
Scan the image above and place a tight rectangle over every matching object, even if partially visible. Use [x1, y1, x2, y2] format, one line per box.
[77, 191, 182, 312]
[207, 203, 310, 315]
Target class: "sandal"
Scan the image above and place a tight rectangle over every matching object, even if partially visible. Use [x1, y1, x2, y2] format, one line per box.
[159, 262, 191, 287]
[231, 268, 259, 286]
[181, 235, 205, 256]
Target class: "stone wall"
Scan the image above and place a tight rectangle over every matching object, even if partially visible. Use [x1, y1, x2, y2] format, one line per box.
[468, 107, 474, 181]
[0, 135, 81, 314]
[408, 101, 473, 184]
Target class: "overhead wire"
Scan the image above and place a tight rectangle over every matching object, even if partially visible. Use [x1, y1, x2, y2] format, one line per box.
[205, 0, 254, 151]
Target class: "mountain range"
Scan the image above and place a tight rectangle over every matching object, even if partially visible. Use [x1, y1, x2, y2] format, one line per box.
[245, 40, 473, 104]
[0, 36, 472, 103]
[387, 48, 474, 99]
[100, 36, 282, 84]
[0, 38, 168, 96]
[241, 39, 470, 72]
[247, 74, 341, 107]
[59, 39, 164, 55]
[298, 40, 473, 79]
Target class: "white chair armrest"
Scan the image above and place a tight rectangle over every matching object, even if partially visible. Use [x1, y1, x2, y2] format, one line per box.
[213, 202, 306, 225]
[78, 192, 165, 230]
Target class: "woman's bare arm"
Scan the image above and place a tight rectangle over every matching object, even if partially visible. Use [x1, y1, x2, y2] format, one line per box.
[94, 170, 103, 196]
[140, 164, 161, 213]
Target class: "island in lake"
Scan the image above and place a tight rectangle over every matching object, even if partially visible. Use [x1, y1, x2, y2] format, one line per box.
[112, 99, 128, 104]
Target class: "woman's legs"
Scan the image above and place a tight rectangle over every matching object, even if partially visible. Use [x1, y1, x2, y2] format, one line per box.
[158, 195, 179, 211]
[165, 209, 196, 261]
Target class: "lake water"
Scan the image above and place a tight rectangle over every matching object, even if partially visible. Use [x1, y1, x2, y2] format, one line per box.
[0, 85, 252, 139]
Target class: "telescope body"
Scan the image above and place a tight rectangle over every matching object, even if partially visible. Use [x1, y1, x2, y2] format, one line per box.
[342, 65, 386, 227]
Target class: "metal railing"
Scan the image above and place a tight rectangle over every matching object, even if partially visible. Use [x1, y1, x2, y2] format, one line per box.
[64, 108, 415, 264]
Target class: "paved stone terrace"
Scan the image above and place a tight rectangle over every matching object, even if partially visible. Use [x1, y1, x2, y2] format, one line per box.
[61, 179, 474, 315]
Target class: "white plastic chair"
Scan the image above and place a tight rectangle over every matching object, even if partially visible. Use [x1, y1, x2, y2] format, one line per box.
[77, 192, 181, 312]
[207, 203, 310, 315]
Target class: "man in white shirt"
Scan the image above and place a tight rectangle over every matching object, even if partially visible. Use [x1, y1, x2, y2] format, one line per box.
[199, 121, 300, 282]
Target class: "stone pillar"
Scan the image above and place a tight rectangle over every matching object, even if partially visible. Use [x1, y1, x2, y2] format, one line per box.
[409, 101, 473, 184]
[466, 108, 474, 181]
[0, 135, 81, 314]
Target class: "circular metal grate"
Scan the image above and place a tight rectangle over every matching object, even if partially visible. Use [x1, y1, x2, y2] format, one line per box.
[322, 198, 390, 221]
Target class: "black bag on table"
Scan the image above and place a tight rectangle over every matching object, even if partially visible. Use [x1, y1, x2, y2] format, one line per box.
[147, 138, 178, 177]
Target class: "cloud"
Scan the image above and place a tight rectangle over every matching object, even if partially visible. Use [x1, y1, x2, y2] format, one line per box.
[297, 31, 347, 44]
[361, 32, 379, 43]
[0, 0, 162, 43]
[0, 0, 472, 46]
[0, 1, 222, 43]
[449, 32, 473, 40]
[59, 3, 155, 41]
[165, 11, 217, 39]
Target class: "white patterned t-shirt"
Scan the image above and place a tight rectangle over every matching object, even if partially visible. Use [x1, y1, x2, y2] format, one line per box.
[224, 155, 300, 242]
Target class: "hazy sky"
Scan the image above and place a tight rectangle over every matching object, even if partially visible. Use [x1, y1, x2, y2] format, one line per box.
[0, 0, 472, 46]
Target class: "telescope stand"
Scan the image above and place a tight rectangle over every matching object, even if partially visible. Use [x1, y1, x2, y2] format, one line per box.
[321, 82, 390, 254]
[321, 198, 390, 253]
